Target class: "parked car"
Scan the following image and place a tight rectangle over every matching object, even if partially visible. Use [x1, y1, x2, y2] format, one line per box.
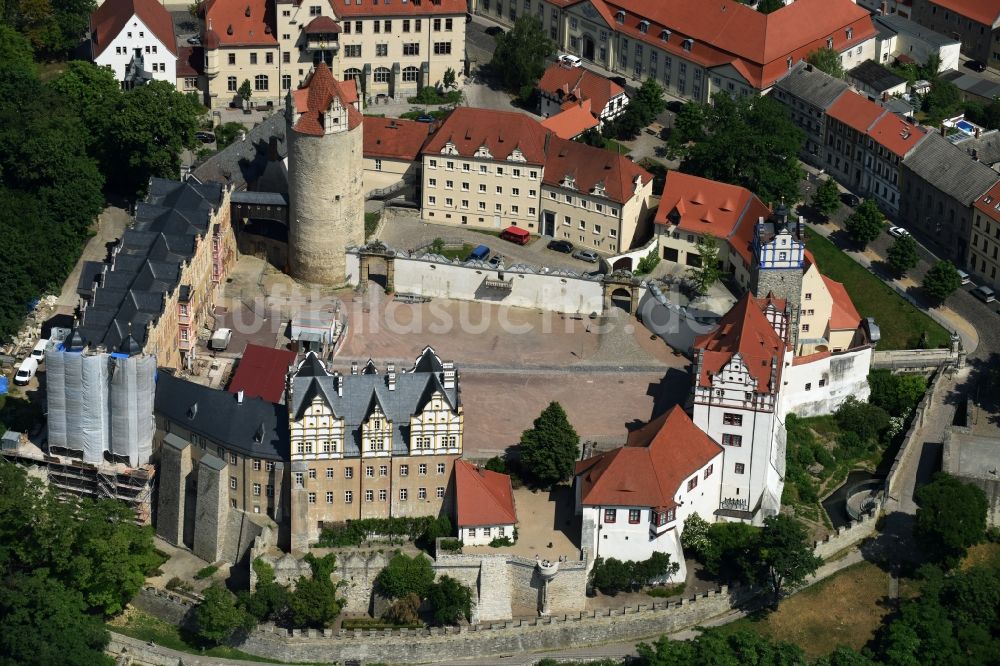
[30, 339, 49, 363]
[186, 36, 201, 45]
[558, 54, 582, 67]
[14, 357, 38, 386]
[573, 249, 599, 263]
[414, 115, 435, 123]
[487, 255, 503, 268]
[841, 193, 861, 207]
[547, 239, 573, 253]
[956, 269, 971, 285]
[195, 131, 216, 144]
[465, 244, 490, 262]
[499, 226, 530, 245]
[888, 226, 910, 238]
[209, 327, 233, 351]
[972, 285, 996, 303]
[965, 60, 987, 73]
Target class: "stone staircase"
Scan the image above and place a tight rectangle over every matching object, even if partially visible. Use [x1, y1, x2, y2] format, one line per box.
[475, 558, 512, 622]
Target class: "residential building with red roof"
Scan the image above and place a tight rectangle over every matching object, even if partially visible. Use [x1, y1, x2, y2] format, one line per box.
[91, 0, 178, 84]
[797, 251, 864, 357]
[363, 116, 436, 193]
[824, 89, 927, 215]
[911, 0, 1000, 69]
[454, 460, 517, 545]
[540, 99, 600, 140]
[537, 62, 629, 126]
[575, 406, 723, 578]
[199, 0, 466, 109]
[474, 0, 877, 102]
[420, 108, 653, 254]
[654, 171, 771, 290]
[176, 45, 206, 95]
[228, 344, 297, 404]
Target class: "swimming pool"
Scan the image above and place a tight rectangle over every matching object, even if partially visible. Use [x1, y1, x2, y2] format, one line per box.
[956, 120, 976, 133]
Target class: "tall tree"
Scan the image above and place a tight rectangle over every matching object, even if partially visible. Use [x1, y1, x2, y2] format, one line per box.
[680, 93, 804, 205]
[636, 629, 806, 665]
[886, 233, 919, 278]
[48, 60, 120, 153]
[375, 553, 435, 600]
[844, 199, 884, 248]
[751, 514, 822, 601]
[287, 575, 343, 628]
[807, 48, 845, 78]
[687, 236, 723, 295]
[914, 473, 988, 568]
[922, 260, 961, 305]
[670, 102, 706, 148]
[518, 401, 580, 487]
[426, 575, 473, 626]
[194, 583, 254, 645]
[811, 177, 841, 218]
[488, 15, 554, 95]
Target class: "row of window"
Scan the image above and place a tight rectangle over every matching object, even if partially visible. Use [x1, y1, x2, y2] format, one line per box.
[307, 487, 445, 503]
[115, 44, 160, 56]
[428, 160, 539, 179]
[289, 462, 447, 486]
[466, 526, 503, 537]
[558, 215, 615, 237]
[336, 17, 454, 34]
[547, 190, 619, 215]
[426, 196, 536, 216]
[428, 180, 537, 198]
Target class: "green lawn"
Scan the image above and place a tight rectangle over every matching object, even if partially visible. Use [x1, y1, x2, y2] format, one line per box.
[603, 138, 630, 155]
[364, 212, 381, 240]
[804, 231, 950, 350]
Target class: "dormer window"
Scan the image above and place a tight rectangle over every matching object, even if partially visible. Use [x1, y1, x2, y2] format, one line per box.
[846, 27, 853, 40]
[826, 37, 833, 49]
[660, 29, 670, 42]
[638, 19, 649, 33]
[787, 56, 793, 69]
[682, 38, 693, 51]
[615, 10, 624, 24]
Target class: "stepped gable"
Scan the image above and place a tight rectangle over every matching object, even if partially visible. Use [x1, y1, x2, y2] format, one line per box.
[575, 406, 722, 510]
[693, 293, 787, 395]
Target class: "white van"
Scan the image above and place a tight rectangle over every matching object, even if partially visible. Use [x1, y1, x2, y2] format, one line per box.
[30, 339, 49, 363]
[14, 357, 38, 386]
[209, 327, 233, 351]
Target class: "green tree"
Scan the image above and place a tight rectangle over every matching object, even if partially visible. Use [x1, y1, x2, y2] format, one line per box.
[755, 0, 784, 13]
[243, 581, 290, 622]
[426, 575, 473, 626]
[636, 629, 805, 665]
[914, 473, 989, 568]
[845, 199, 885, 248]
[835, 396, 889, 443]
[381, 592, 421, 625]
[488, 15, 554, 94]
[811, 177, 841, 218]
[574, 127, 606, 147]
[375, 553, 435, 599]
[680, 93, 804, 205]
[518, 401, 579, 487]
[751, 514, 822, 601]
[107, 80, 201, 194]
[807, 48, 845, 78]
[238, 78, 252, 106]
[886, 233, 919, 278]
[632, 77, 667, 125]
[679, 512, 711, 557]
[686, 235, 723, 295]
[0, 572, 113, 666]
[215, 121, 246, 149]
[922, 80, 962, 124]
[671, 102, 706, 146]
[194, 583, 254, 645]
[867, 370, 927, 416]
[0, 25, 36, 73]
[635, 248, 660, 275]
[443, 66, 456, 88]
[700, 521, 758, 582]
[287, 575, 342, 628]
[48, 61, 120, 152]
[922, 260, 961, 304]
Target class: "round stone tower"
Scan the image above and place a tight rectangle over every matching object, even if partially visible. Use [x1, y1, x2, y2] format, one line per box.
[287, 63, 364, 285]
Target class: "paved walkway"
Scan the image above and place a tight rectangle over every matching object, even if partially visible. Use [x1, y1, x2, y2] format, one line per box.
[56, 205, 130, 309]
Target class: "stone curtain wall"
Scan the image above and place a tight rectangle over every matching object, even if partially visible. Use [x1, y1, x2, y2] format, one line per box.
[236, 588, 732, 664]
[812, 509, 879, 559]
[886, 366, 944, 502]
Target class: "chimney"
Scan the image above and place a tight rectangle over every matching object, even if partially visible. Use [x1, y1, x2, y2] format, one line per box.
[972, 149, 979, 161]
[975, 127, 982, 139]
[941, 124, 947, 137]
[387, 369, 396, 391]
[882, 92, 888, 102]
[334, 371, 343, 396]
[237, 389, 244, 404]
[351, 360, 359, 375]
[442, 361, 455, 389]
[880, 0, 887, 15]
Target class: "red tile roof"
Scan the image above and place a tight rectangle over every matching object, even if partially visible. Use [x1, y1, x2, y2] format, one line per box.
[541, 101, 600, 139]
[542, 136, 651, 204]
[423, 107, 551, 165]
[827, 89, 885, 132]
[203, 0, 276, 47]
[654, 171, 771, 264]
[693, 293, 787, 394]
[91, 0, 178, 57]
[538, 63, 625, 117]
[927, 0, 1000, 26]
[291, 63, 362, 136]
[176, 46, 205, 77]
[227, 344, 296, 404]
[590, 0, 874, 90]
[364, 116, 434, 160]
[973, 180, 1000, 224]
[867, 112, 926, 158]
[821, 275, 861, 331]
[332, 0, 467, 18]
[304, 15, 340, 33]
[575, 406, 722, 510]
[455, 460, 517, 527]
[828, 90, 925, 157]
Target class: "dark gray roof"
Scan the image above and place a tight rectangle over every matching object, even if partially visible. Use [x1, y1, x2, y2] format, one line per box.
[155, 371, 290, 460]
[231, 191, 289, 206]
[873, 14, 960, 48]
[941, 70, 1000, 101]
[953, 130, 1000, 168]
[289, 348, 459, 456]
[772, 61, 850, 111]
[847, 60, 906, 93]
[75, 178, 223, 352]
[903, 132, 1000, 204]
[193, 112, 288, 191]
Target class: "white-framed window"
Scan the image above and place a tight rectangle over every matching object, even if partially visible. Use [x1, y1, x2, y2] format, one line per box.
[365, 465, 374, 477]
[436, 487, 445, 498]
[365, 489, 374, 502]
[345, 467, 354, 479]
[419, 463, 427, 475]
[379, 465, 388, 476]
[418, 487, 427, 499]
[345, 490, 353, 503]
[253, 483, 261, 496]
[400, 488, 408, 501]
[400, 464, 409, 476]
[326, 491, 334, 503]
[308, 492, 316, 504]
[437, 463, 446, 474]
[253, 459, 261, 471]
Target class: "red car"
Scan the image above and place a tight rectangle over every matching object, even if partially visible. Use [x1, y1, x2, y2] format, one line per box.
[500, 226, 530, 245]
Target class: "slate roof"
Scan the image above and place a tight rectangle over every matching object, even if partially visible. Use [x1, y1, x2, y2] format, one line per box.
[155, 371, 290, 460]
[873, 14, 960, 47]
[75, 178, 223, 352]
[194, 111, 287, 190]
[772, 61, 851, 111]
[903, 131, 1000, 205]
[288, 347, 459, 456]
[953, 130, 1000, 168]
[848, 60, 907, 94]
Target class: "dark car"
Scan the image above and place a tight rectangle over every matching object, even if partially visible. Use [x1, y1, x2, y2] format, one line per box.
[965, 60, 987, 73]
[841, 193, 861, 207]
[195, 131, 216, 144]
[415, 115, 435, 123]
[547, 239, 573, 253]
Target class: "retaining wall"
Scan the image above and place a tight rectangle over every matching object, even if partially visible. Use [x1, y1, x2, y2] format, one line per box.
[812, 509, 879, 559]
[872, 348, 959, 372]
[886, 366, 945, 502]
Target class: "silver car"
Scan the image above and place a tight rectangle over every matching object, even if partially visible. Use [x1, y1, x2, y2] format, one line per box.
[573, 249, 599, 263]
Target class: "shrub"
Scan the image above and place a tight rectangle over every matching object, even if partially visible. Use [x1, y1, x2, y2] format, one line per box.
[195, 565, 219, 580]
[166, 577, 192, 593]
[252, 558, 275, 587]
[635, 249, 660, 276]
[589, 552, 679, 595]
[375, 553, 435, 600]
[426, 576, 473, 626]
[680, 512, 712, 558]
[315, 516, 445, 548]
[484, 456, 507, 474]
[438, 538, 462, 552]
[381, 592, 421, 625]
[646, 583, 686, 598]
[835, 397, 889, 443]
[489, 536, 514, 548]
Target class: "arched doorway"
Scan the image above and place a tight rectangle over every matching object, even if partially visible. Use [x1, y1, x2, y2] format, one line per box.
[582, 35, 595, 61]
[611, 288, 632, 314]
[612, 257, 633, 272]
